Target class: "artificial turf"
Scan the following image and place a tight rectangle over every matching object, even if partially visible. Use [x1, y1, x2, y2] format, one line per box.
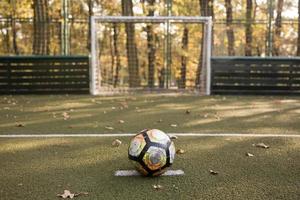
[0, 94, 300, 135]
[0, 137, 299, 200]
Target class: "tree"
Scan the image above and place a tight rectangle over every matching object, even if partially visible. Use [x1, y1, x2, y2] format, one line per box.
[225, 0, 235, 56]
[142, 0, 156, 88]
[179, 26, 189, 89]
[297, 0, 300, 56]
[273, 0, 284, 56]
[121, 0, 140, 87]
[245, 0, 253, 56]
[33, 0, 50, 55]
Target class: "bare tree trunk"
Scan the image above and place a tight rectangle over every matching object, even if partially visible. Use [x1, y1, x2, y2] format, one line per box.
[245, 0, 253, 56]
[87, 0, 93, 52]
[179, 26, 188, 89]
[196, 0, 214, 89]
[225, 0, 235, 56]
[273, 0, 283, 56]
[121, 0, 140, 87]
[113, 23, 121, 88]
[297, 0, 300, 56]
[33, 0, 50, 55]
[145, 0, 156, 88]
[9, 0, 19, 54]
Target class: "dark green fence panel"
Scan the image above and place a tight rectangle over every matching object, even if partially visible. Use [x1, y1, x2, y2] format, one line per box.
[211, 57, 300, 95]
[0, 56, 89, 94]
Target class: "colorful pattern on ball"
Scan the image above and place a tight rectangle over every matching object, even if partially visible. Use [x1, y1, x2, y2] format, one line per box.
[128, 129, 175, 176]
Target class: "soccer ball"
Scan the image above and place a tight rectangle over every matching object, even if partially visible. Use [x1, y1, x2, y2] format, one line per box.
[128, 129, 175, 176]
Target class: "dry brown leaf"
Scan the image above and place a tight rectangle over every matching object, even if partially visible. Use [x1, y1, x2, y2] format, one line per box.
[246, 152, 254, 157]
[57, 190, 88, 199]
[57, 190, 75, 199]
[185, 110, 191, 114]
[209, 169, 219, 175]
[16, 123, 25, 127]
[118, 120, 125, 124]
[105, 126, 114, 130]
[170, 124, 178, 127]
[112, 139, 122, 147]
[157, 119, 163, 123]
[253, 143, 269, 149]
[176, 149, 185, 154]
[170, 135, 178, 140]
[62, 112, 70, 120]
[153, 184, 163, 190]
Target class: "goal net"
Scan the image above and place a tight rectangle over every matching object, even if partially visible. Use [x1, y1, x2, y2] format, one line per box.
[90, 16, 212, 95]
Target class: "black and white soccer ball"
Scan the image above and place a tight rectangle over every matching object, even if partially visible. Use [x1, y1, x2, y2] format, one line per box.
[128, 129, 175, 176]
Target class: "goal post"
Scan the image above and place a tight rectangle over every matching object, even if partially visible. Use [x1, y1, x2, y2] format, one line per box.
[90, 16, 212, 95]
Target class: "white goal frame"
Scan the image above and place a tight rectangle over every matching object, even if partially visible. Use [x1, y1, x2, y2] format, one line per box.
[90, 16, 212, 95]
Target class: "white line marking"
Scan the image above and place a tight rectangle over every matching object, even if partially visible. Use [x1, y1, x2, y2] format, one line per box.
[114, 170, 185, 176]
[0, 133, 299, 138]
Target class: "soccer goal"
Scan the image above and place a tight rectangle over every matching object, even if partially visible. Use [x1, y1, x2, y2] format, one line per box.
[90, 16, 212, 95]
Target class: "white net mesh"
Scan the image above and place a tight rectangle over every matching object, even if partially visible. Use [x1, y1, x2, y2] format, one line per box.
[90, 16, 212, 95]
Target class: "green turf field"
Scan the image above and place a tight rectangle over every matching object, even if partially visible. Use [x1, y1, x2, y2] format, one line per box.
[0, 94, 300, 199]
[0, 137, 299, 199]
[0, 94, 300, 135]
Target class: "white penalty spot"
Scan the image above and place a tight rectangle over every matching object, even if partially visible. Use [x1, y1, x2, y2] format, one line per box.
[114, 169, 185, 177]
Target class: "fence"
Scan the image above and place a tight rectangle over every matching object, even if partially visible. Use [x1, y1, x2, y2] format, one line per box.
[0, 56, 89, 94]
[211, 57, 300, 94]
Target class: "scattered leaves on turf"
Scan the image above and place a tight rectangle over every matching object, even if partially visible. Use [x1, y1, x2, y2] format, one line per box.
[62, 112, 70, 120]
[153, 184, 163, 190]
[157, 119, 163, 123]
[57, 190, 88, 199]
[112, 139, 122, 147]
[209, 169, 219, 175]
[57, 190, 75, 199]
[176, 149, 185, 154]
[253, 143, 269, 149]
[246, 152, 254, 157]
[185, 110, 191, 114]
[170, 135, 178, 140]
[170, 124, 178, 127]
[105, 126, 114, 130]
[16, 122, 25, 127]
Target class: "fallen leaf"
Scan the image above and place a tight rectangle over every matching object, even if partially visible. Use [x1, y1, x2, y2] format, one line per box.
[62, 112, 70, 120]
[170, 124, 178, 127]
[209, 169, 219, 175]
[111, 107, 116, 110]
[57, 190, 88, 199]
[112, 139, 122, 147]
[246, 152, 254, 157]
[253, 143, 269, 149]
[16, 123, 25, 127]
[118, 120, 125, 124]
[105, 126, 114, 130]
[185, 110, 191, 114]
[157, 119, 163, 123]
[170, 135, 178, 140]
[17, 183, 23, 186]
[4, 107, 10, 110]
[153, 184, 163, 190]
[57, 190, 75, 199]
[176, 149, 185, 154]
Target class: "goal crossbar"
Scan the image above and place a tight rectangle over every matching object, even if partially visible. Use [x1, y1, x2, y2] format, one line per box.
[90, 16, 213, 95]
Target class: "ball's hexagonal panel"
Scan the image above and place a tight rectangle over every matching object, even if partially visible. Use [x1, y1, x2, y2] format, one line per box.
[142, 146, 167, 171]
[147, 129, 170, 145]
[128, 133, 146, 157]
